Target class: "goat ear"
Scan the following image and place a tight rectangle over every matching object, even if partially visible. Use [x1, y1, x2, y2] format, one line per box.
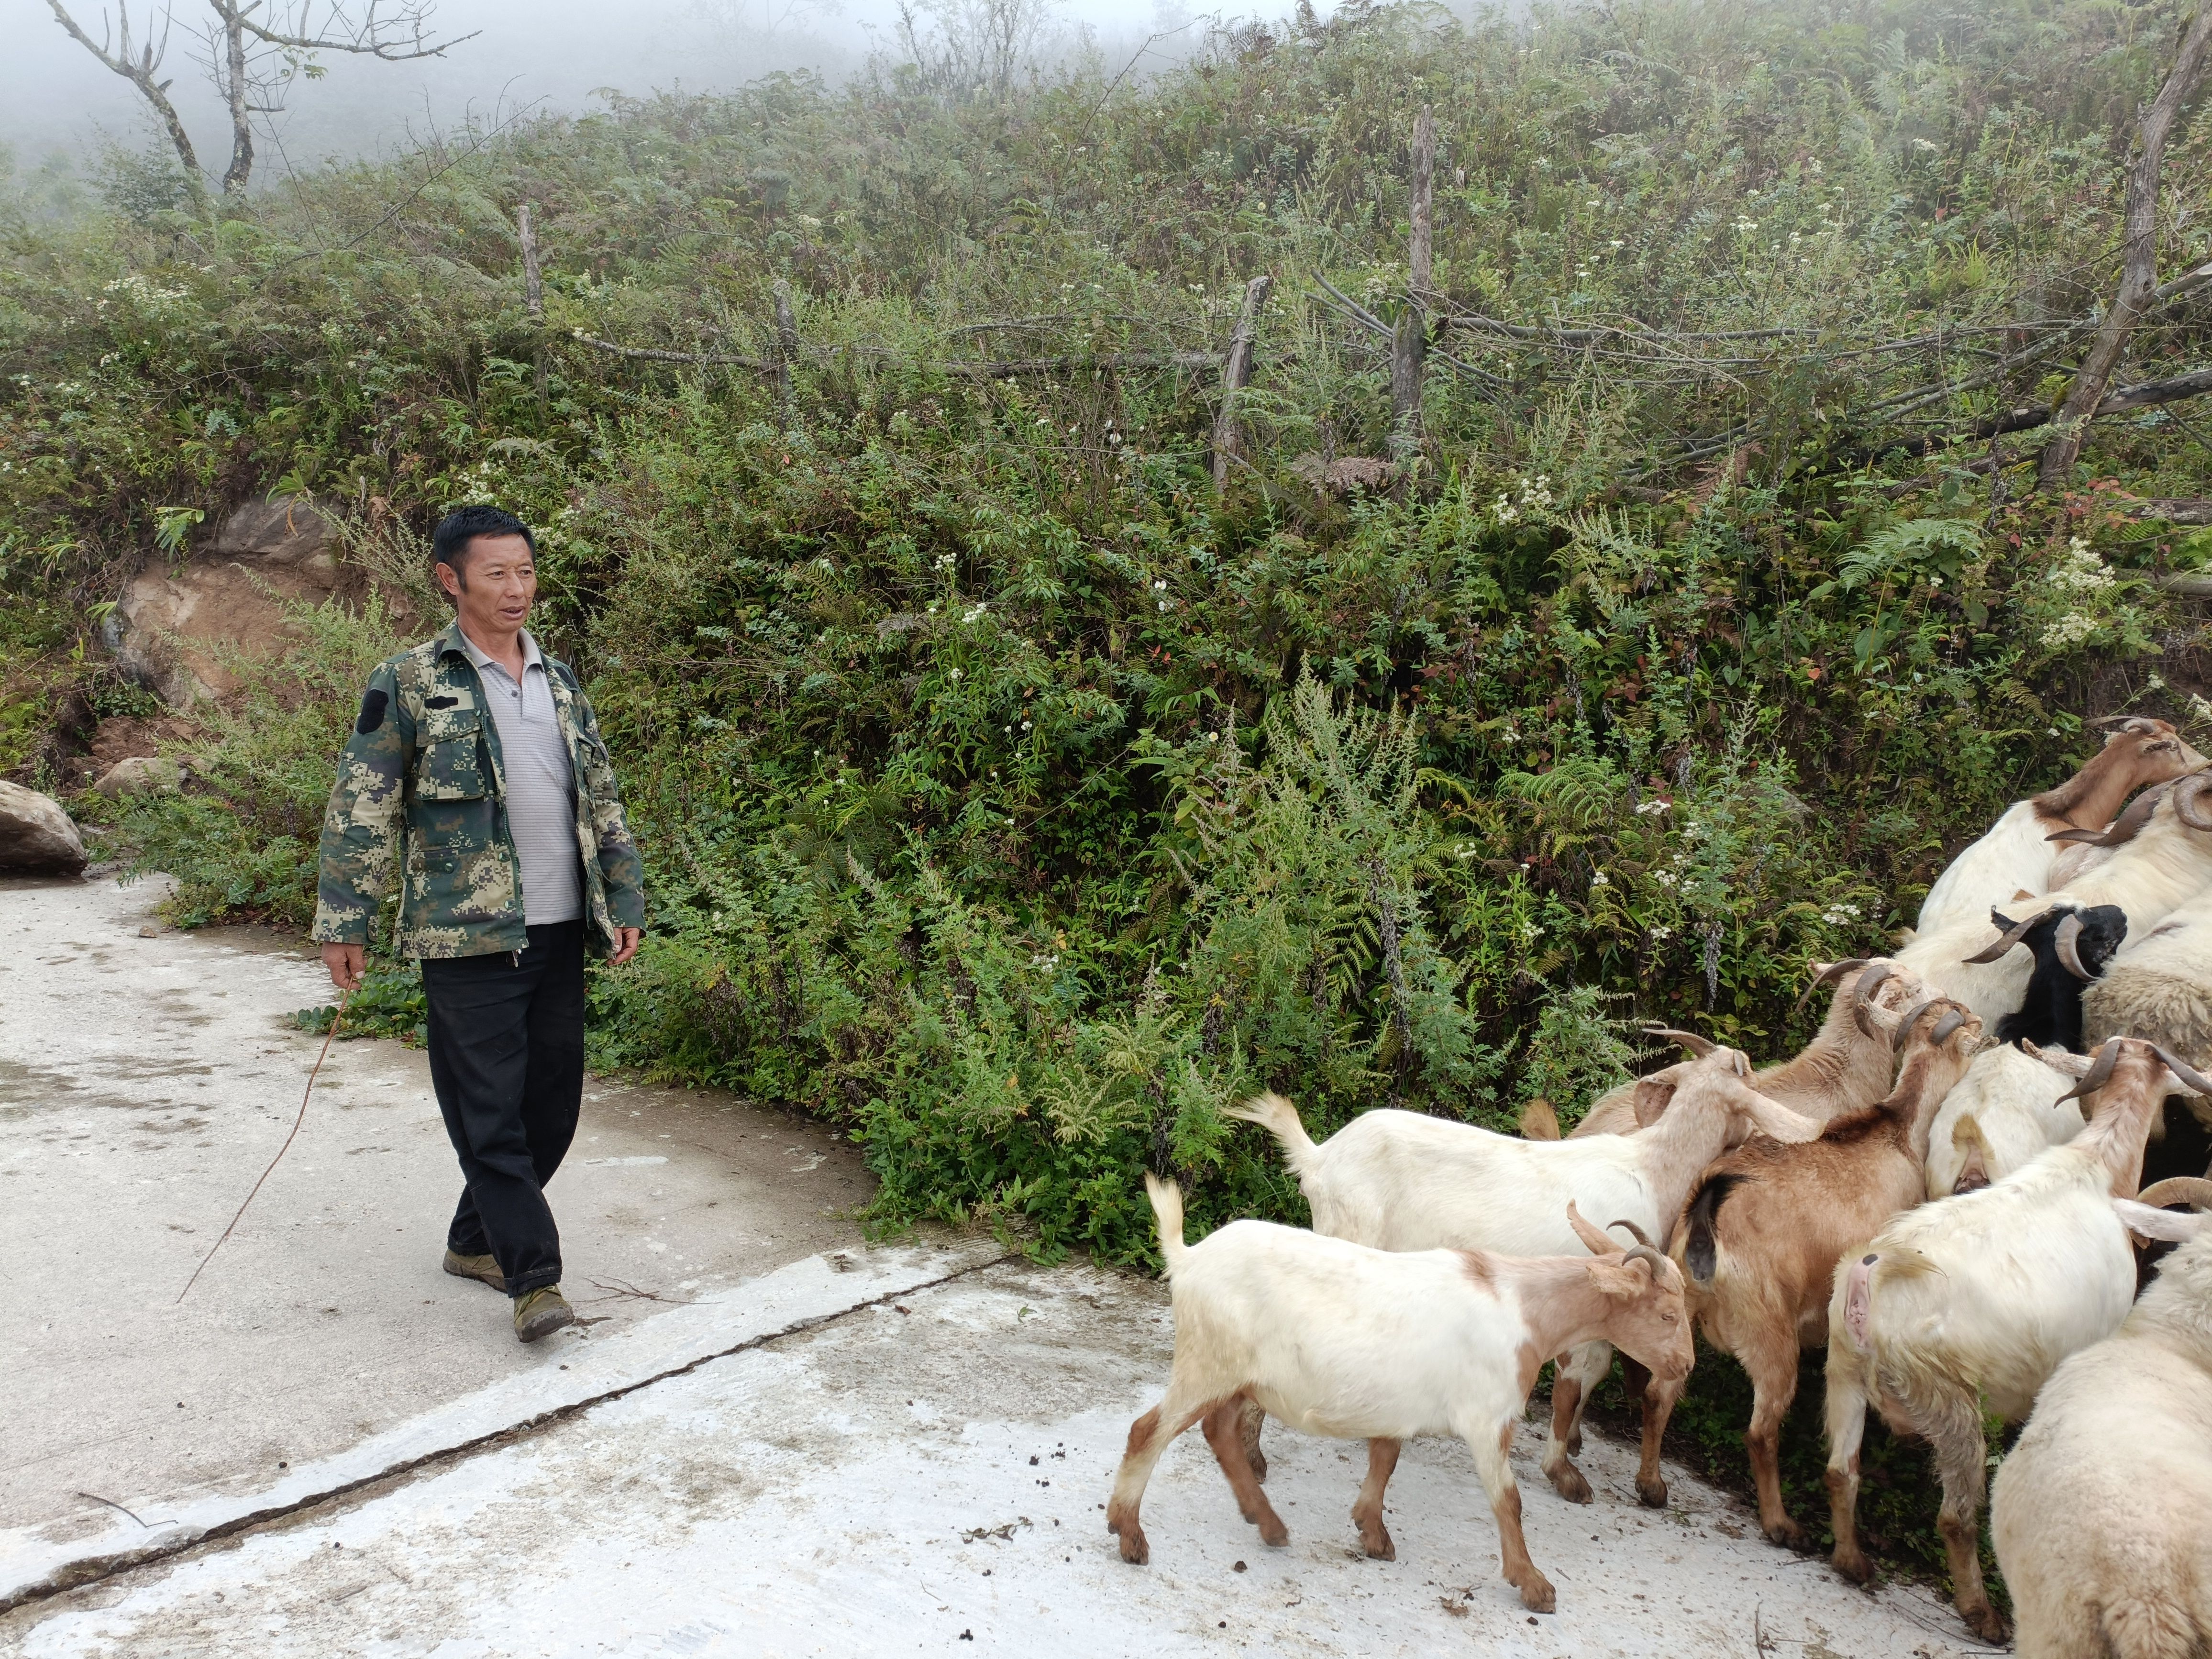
[1632, 1077, 1677, 1129]
[1738, 1088, 1821, 1144]
[2113, 1198, 2210, 1244]
[1587, 1260, 1649, 1302]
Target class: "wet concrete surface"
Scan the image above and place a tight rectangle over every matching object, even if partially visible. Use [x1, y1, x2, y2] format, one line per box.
[0, 874, 876, 1539]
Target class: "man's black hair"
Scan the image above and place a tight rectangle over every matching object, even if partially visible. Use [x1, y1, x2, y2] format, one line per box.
[431, 505, 536, 590]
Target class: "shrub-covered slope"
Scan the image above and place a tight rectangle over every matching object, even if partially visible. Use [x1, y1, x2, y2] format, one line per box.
[4, 0, 2211, 1272]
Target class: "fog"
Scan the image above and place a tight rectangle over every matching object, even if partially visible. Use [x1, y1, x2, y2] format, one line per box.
[0, 0, 1195, 186]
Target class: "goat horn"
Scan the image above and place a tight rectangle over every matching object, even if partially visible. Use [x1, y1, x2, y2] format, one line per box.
[1891, 997, 1939, 1053]
[1794, 958, 1867, 1016]
[2057, 1038, 2124, 1104]
[2136, 1177, 2212, 1211]
[1850, 962, 1895, 1040]
[1930, 1007, 1969, 1046]
[1621, 1244, 1669, 1277]
[1645, 1027, 1717, 1057]
[1962, 911, 2040, 964]
[1608, 1218, 1658, 1250]
[2175, 772, 2212, 833]
[2150, 1043, 2212, 1099]
[2053, 912, 2095, 981]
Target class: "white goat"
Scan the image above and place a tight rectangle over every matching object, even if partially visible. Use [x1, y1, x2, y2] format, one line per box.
[1990, 1177, 2212, 1659]
[1923, 1040, 2089, 1198]
[1107, 1179, 1692, 1615]
[1914, 718, 2201, 936]
[1821, 1037, 2212, 1642]
[1229, 1044, 1817, 1503]
[1898, 769, 2212, 1031]
[1570, 960, 1929, 1139]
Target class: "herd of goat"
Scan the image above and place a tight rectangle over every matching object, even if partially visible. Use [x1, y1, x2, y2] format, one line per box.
[1108, 715, 2212, 1656]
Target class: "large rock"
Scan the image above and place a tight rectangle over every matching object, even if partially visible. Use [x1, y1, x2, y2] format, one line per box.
[0, 780, 88, 874]
[92, 755, 185, 798]
[109, 497, 366, 706]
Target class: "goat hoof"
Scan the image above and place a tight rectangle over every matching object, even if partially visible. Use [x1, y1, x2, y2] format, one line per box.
[1636, 1475, 1669, 1509]
[1516, 1573, 1557, 1615]
[1360, 1529, 1395, 1561]
[1961, 1603, 2010, 1644]
[1763, 1517, 1807, 1550]
[1831, 1548, 1873, 1586]
[1545, 1462, 1594, 1505]
[1258, 1515, 1290, 1548]
[1117, 1529, 1150, 1566]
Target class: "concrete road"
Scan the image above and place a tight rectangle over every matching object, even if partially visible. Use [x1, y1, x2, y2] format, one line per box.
[2, 874, 1987, 1657]
[0, 874, 873, 1538]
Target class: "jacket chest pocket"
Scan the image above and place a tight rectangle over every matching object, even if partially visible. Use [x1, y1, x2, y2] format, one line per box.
[415, 708, 488, 801]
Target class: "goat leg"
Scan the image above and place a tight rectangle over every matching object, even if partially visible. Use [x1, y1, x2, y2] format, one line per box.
[1743, 1337, 1809, 1548]
[1633, 1364, 1681, 1510]
[1823, 1367, 1874, 1584]
[1473, 1420, 1555, 1614]
[1541, 1343, 1610, 1504]
[1200, 1393, 1289, 1548]
[1350, 1438, 1401, 1559]
[1236, 1394, 1268, 1483]
[1922, 1390, 2010, 1643]
[1108, 1387, 1215, 1565]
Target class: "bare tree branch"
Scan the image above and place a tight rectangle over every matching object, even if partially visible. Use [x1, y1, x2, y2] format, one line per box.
[190, 0, 476, 192]
[2039, 2, 2212, 487]
[44, 0, 203, 183]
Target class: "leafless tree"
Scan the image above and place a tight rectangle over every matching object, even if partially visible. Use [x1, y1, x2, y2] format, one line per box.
[44, 0, 475, 196]
[895, 0, 1061, 99]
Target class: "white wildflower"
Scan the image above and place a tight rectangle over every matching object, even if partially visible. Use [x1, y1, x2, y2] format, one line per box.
[2042, 612, 2100, 648]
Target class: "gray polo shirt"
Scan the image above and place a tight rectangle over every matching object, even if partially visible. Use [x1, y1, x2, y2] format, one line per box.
[459, 628, 582, 926]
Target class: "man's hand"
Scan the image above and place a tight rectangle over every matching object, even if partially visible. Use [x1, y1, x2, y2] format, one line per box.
[321, 942, 365, 992]
[608, 927, 643, 967]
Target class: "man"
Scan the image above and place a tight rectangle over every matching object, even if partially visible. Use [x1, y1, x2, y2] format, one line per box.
[313, 505, 644, 1344]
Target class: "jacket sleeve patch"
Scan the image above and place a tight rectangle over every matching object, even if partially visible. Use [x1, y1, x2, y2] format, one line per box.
[356, 688, 389, 734]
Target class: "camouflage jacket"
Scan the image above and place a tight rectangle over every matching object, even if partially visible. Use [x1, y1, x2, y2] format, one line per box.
[310, 620, 645, 959]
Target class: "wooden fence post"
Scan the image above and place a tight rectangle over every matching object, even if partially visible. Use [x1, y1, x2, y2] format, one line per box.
[1212, 273, 1274, 490]
[517, 203, 544, 320]
[772, 279, 799, 425]
[1391, 105, 1436, 459]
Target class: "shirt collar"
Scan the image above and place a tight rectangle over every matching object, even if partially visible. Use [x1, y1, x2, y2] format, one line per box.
[453, 624, 543, 677]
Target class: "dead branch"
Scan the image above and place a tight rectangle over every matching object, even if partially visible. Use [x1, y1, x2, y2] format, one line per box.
[2040, 3, 2212, 487]
[44, 0, 202, 182]
[1213, 273, 1274, 490]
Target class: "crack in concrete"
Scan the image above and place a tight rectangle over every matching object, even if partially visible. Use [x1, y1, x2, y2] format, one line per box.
[0, 1249, 1013, 1618]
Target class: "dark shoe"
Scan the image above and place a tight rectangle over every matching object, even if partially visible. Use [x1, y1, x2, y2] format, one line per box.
[513, 1286, 575, 1344]
[443, 1249, 507, 1293]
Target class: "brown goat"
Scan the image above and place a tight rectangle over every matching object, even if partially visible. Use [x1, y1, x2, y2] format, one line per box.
[1634, 997, 1983, 1536]
[1570, 960, 1928, 1138]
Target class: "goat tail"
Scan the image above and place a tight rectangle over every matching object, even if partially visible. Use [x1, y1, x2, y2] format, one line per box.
[1144, 1172, 1189, 1277]
[1842, 1251, 1880, 1350]
[2100, 1595, 2199, 1659]
[1949, 1112, 1992, 1194]
[1223, 1091, 1320, 1175]
[1683, 1173, 1742, 1285]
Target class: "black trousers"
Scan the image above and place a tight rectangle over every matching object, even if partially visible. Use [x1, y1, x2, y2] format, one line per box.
[420, 920, 586, 1298]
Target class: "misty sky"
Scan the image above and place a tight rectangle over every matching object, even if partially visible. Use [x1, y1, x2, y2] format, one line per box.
[2, 0, 1195, 177]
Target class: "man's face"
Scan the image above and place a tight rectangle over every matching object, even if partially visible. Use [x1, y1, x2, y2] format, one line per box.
[436, 533, 537, 637]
